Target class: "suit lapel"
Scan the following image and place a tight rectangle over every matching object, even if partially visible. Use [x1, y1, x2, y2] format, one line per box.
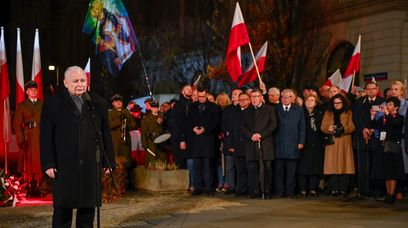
[62, 92, 81, 118]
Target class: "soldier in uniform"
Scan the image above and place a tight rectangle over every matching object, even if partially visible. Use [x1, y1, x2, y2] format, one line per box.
[13, 81, 43, 196]
[108, 94, 137, 192]
[141, 100, 167, 164]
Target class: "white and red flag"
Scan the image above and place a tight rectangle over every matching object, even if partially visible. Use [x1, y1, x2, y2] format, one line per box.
[16, 28, 25, 106]
[323, 69, 342, 87]
[0, 27, 11, 147]
[238, 41, 268, 87]
[226, 2, 250, 82]
[31, 29, 43, 100]
[339, 35, 361, 92]
[84, 58, 91, 91]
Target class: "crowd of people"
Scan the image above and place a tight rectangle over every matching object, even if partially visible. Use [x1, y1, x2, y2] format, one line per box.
[136, 80, 408, 205]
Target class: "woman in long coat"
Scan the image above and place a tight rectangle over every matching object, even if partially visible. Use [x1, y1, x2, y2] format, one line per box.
[297, 94, 324, 197]
[321, 94, 355, 197]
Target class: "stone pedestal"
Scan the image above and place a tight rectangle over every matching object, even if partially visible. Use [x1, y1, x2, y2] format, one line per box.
[135, 167, 189, 192]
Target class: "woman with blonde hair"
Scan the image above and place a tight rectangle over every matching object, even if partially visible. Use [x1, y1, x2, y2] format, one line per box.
[216, 92, 232, 110]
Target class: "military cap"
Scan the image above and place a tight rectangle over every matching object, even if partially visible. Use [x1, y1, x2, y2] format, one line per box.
[111, 93, 123, 102]
[25, 81, 38, 89]
[149, 100, 159, 108]
[144, 97, 153, 104]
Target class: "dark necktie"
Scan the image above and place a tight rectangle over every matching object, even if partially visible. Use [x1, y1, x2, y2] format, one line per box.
[72, 96, 84, 113]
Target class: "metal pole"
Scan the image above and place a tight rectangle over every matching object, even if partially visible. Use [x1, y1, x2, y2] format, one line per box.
[248, 42, 263, 84]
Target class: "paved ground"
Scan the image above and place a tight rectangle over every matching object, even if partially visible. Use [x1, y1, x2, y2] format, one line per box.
[1, 192, 408, 227]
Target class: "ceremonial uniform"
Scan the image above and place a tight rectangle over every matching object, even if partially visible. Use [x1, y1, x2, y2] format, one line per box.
[141, 108, 167, 163]
[13, 86, 43, 183]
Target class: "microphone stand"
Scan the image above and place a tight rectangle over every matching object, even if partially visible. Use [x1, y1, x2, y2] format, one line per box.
[85, 95, 117, 228]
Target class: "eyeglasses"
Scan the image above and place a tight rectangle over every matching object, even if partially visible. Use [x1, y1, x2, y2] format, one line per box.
[334, 102, 343, 105]
[281, 96, 292, 99]
[250, 95, 262, 98]
[239, 98, 250, 101]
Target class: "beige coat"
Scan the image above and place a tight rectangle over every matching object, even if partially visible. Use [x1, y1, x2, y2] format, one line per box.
[321, 110, 355, 174]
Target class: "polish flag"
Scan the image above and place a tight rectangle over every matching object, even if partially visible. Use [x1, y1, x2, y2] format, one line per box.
[339, 35, 361, 92]
[323, 69, 342, 87]
[238, 41, 268, 87]
[16, 28, 25, 106]
[31, 29, 43, 100]
[0, 26, 11, 146]
[84, 58, 91, 91]
[226, 2, 250, 82]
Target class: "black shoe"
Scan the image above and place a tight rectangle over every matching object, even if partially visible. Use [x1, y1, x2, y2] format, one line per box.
[330, 190, 339, 197]
[191, 190, 203, 196]
[274, 194, 284, 199]
[225, 189, 235, 195]
[248, 192, 261, 199]
[205, 190, 215, 196]
[339, 191, 347, 198]
[309, 190, 317, 198]
[264, 193, 272, 199]
[387, 194, 396, 204]
[235, 191, 248, 197]
[300, 191, 307, 198]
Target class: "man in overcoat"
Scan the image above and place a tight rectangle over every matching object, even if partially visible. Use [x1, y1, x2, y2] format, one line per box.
[353, 82, 385, 197]
[242, 89, 277, 198]
[13, 81, 43, 193]
[40, 66, 115, 227]
[187, 88, 219, 195]
[274, 89, 305, 197]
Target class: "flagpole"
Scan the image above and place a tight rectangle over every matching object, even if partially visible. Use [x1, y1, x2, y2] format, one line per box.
[350, 70, 356, 93]
[248, 42, 263, 85]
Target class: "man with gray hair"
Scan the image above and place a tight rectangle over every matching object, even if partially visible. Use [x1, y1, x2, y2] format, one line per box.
[40, 66, 115, 227]
[267, 87, 280, 106]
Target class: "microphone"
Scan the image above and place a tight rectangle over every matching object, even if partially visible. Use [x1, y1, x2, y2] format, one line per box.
[82, 92, 94, 112]
[82, 91, 92, 103]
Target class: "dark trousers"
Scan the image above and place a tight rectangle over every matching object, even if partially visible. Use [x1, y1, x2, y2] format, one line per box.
[235, 156, 247, 193]
[275, 159, 297, 196]
[194, 157, 213, 192]
[246, 160, 273, 194]
[328, 174, 350, 192]
[171, 141, 186, 169]
[52, 207, 95, 228]
[356, 149, 371, 196]
[224, 154, 236, 190]
[298, 175, 319, 192]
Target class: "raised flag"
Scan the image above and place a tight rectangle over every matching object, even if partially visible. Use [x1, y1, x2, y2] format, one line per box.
[0, 27, 11, 147]
[323, 69, 342, 88]
[31, 29, 43, 100]
[226, 2, 250, 82]
[83, 0, 138, 76]
[84, 58, 91, 91]
[238, 41, 268, 87]
[16, 28, 25, 106]
[339, 35, 361, 92]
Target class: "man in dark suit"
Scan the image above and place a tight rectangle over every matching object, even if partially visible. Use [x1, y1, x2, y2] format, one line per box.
[187, 87, 220, 195]
[221, 88, 243, 194]
[353, 82, 385, 197]
[274, 89, 305, 197]
[242, 89, 277, 198]
[40, 66, 115, 227]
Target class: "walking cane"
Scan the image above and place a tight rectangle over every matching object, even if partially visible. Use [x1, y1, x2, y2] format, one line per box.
[257, 140, 265, 199]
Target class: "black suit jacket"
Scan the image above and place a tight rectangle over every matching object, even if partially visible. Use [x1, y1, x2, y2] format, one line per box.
[242, 104, 277, 161]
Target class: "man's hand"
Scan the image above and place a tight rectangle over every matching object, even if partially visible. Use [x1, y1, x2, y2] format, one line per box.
[251, 133, 262, 142]
[45, 168, 57, 179]
[104, 168, 112, 175]
[180, 141, 187, 150]
[298, 144, 304, 150]
[228, 148, 235, 153]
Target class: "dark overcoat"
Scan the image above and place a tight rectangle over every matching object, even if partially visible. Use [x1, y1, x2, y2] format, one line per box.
[232, 107, 249, 157]
[40, 89, 115, 208]
[274, 104, 306, 159]
[187, 101, 219, 158]
[242, 104, 277, 161]
[297, 108, 325, 175]
[221, 104, 241, 155]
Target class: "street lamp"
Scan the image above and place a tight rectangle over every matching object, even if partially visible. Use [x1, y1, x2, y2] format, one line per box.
[48, 65, 59, 86]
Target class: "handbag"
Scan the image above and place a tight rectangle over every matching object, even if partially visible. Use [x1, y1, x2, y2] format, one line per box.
[384, 141, 401, 154]
[324, 134, 335, 145]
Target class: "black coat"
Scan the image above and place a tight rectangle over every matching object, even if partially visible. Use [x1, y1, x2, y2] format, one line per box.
[171, 95, 191, 143]
[242, 104, 277, 161]
[352, 96, 385, 150]
[187, 101, 220, 158]
[297, 108, 325, 175]
[40, 89, 115, 208]
[221, 104, 241, 155]
[232, 107, 249, 157]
